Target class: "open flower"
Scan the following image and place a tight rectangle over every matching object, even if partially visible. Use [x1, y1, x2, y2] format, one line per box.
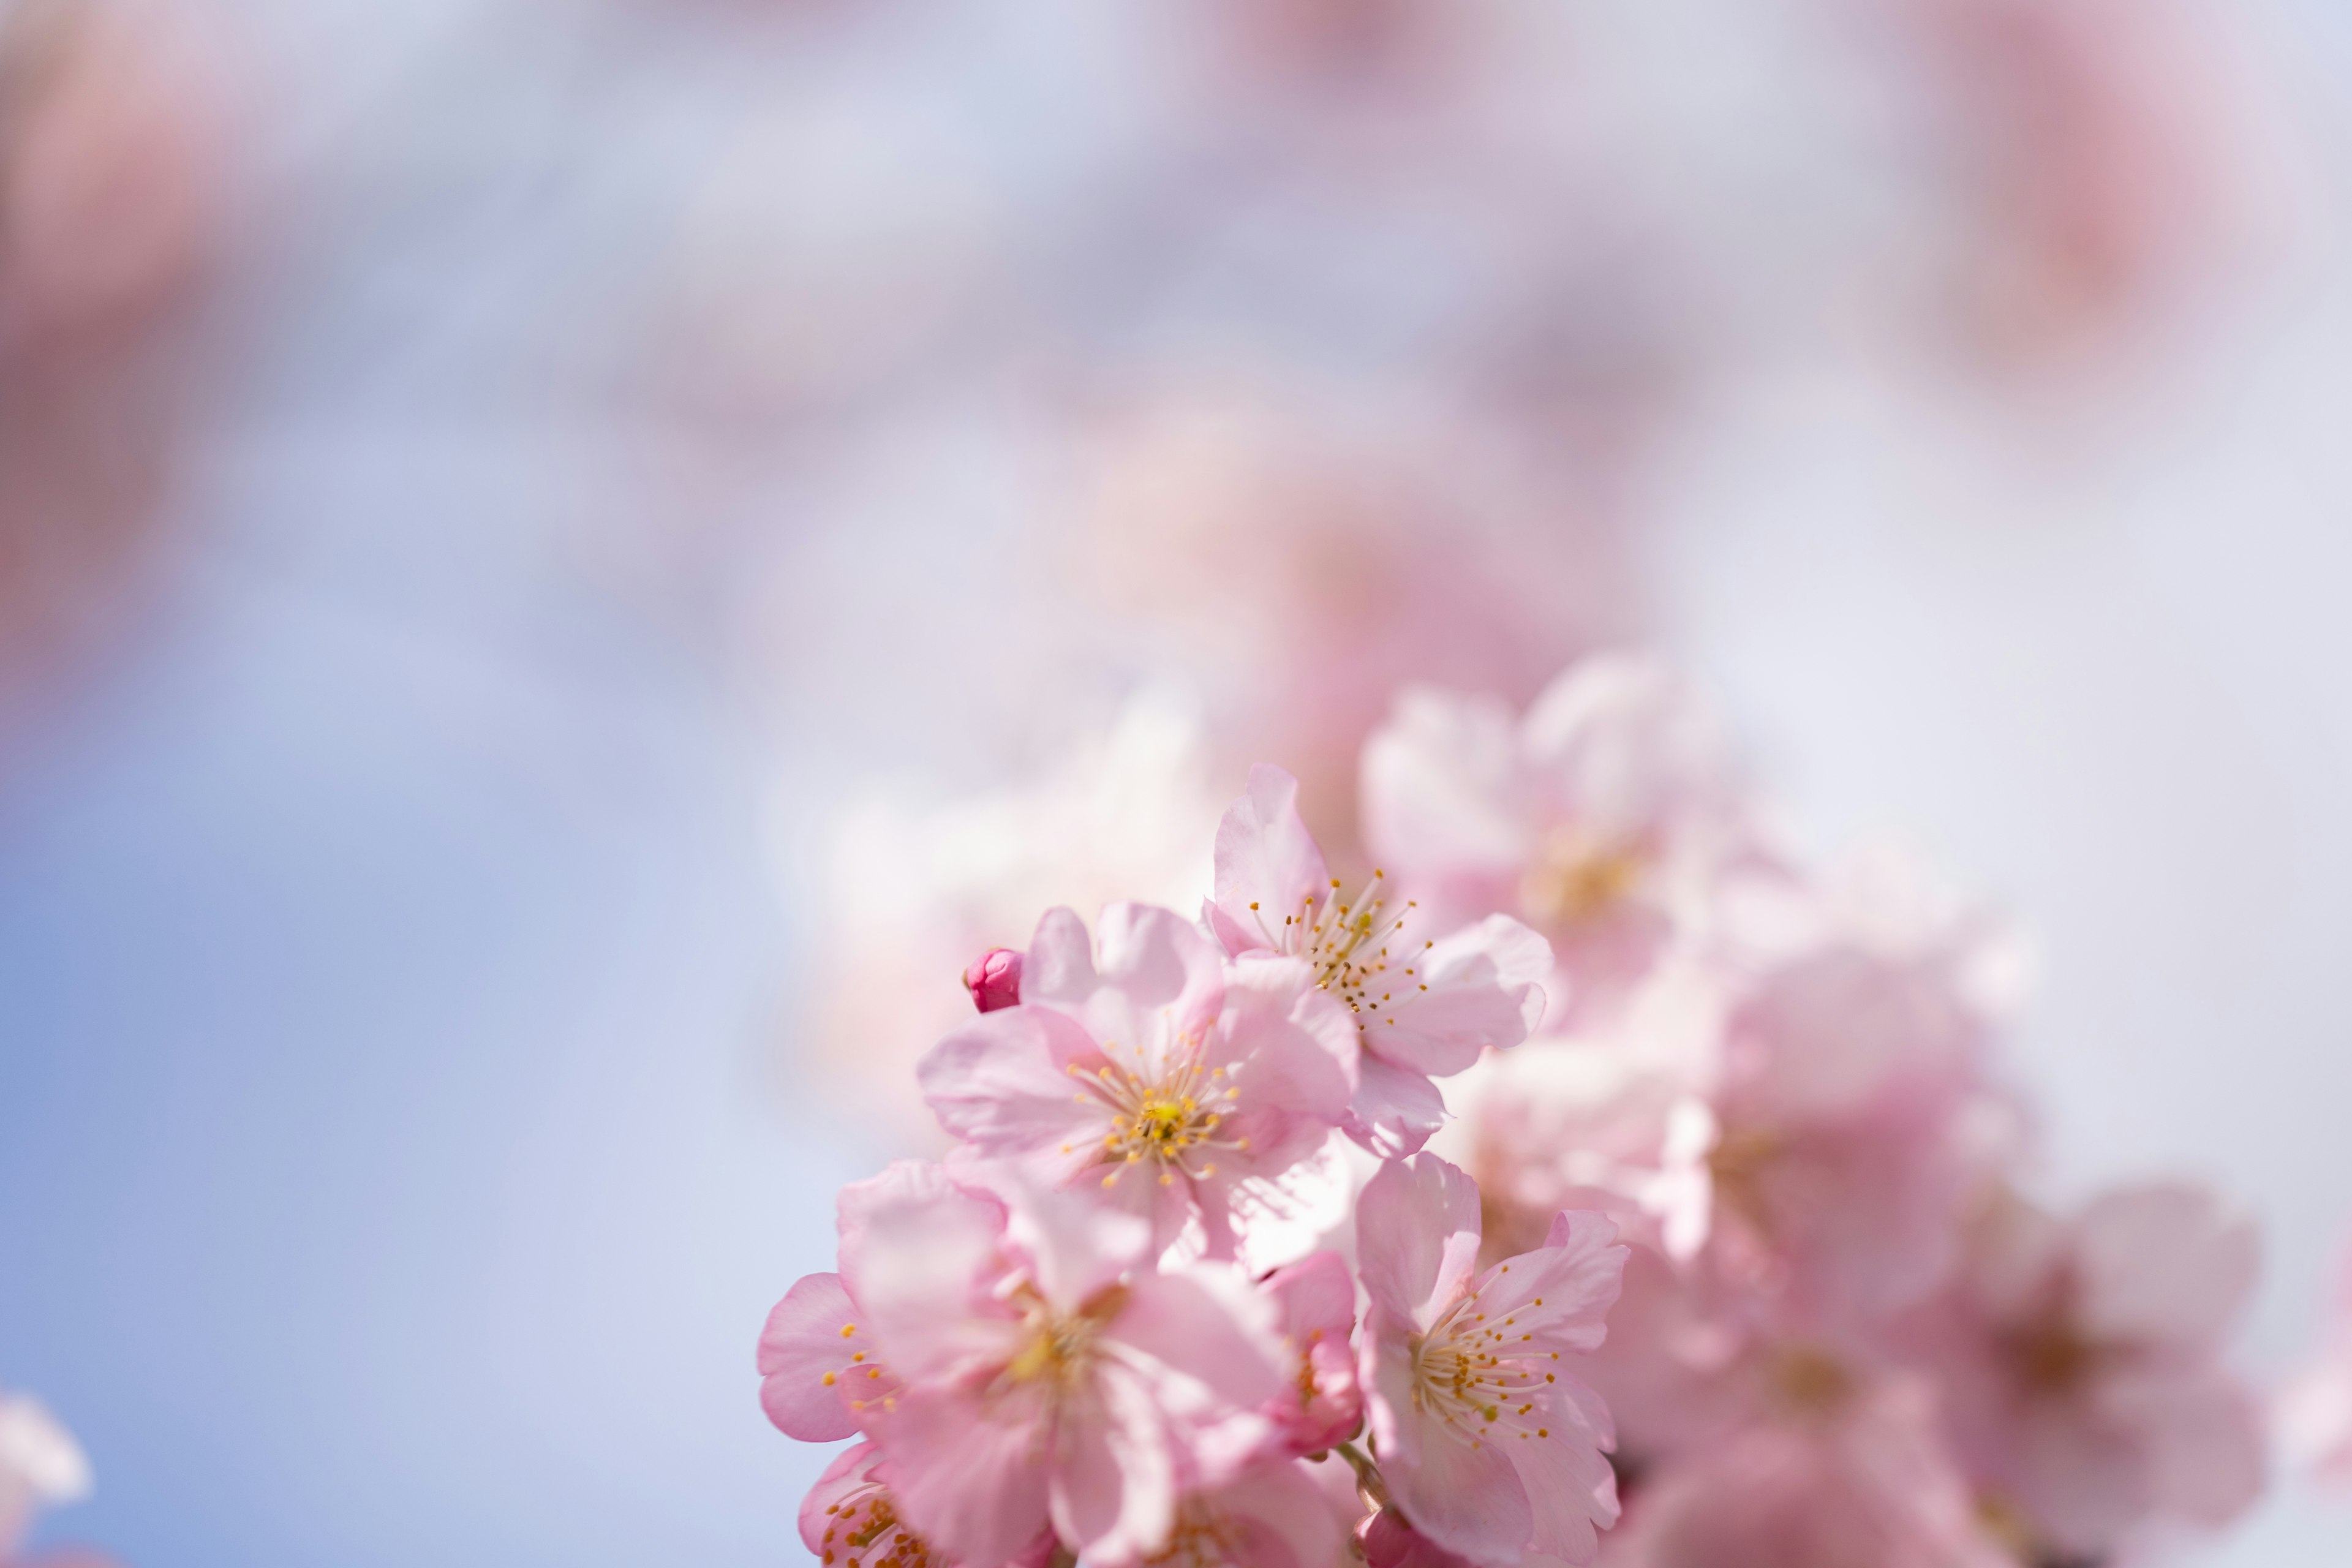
[1360, 659, 1749, 1027]
[1355, 1153, 1626, 1567]
[1207, 765, 1550, 1156]
[764, 1159, 1291, 1566]
[920, 902, 1359, 1259]
[1897, 1185, 2266, 1560]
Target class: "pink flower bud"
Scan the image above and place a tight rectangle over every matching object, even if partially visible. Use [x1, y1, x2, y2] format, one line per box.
[960, 948, 1023, 1013]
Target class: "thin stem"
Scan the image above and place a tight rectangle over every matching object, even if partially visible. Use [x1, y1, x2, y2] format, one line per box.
[1333, 1439, 1389, 1512]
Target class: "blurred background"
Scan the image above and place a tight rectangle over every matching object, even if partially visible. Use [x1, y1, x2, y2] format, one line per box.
[1, 0, 2349, 1561]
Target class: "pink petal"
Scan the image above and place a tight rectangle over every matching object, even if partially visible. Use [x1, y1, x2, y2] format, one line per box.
[2074, 1184, 2258, 1350]
[1210, 764, 1331, 957]
[1381, 1390, 1533, 1566]
[1048, 1362, 1177, 1566]
[1469, 1210, 1627, 1357]
[1110, 1265, 1289, 1441]
[1344, 1055, 1449, 1159]
[872, 1384, 1056, 1567]
[1355, 1154, 1484, 1328]
[1370, 916, 1551, 1080]
[919, 1006, 1107, 1166]
[756, 1271, 870, 1441]
[837, 1163, 1020, 1381]
[1221, 956, 1360, 1115]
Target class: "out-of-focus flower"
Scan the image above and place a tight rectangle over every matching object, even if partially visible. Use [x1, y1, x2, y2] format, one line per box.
[0, 0, 217, 699]
[763, 1159, 1290, 1566]
[0, 1392, 92, 1560]
[1361, 658, 1752, 1028]
[1261, 1249, 1364, 1458]
[1897, 1185, 2266, 1560]
[1208, 764, 1551, 1156]
[1066, 390, 1634, 865]
[2278, 1245, 2352, 1490]
[961, 948, 1024, 1014]
[802, 693, 1228, 1149]
[1599, 1370, 2008, 1568]
[1150, 1458, 1349, 1568]
[1702, 941, 2002, 1327]
[1355, 1153, 1626, 1567]
[919, 902, 1358, 1260]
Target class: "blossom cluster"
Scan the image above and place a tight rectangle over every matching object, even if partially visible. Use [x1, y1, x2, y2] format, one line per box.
[762, 654, 2269, 1568]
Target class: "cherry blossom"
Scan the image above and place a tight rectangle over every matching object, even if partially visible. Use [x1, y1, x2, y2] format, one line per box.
[1897, 1185, 2266, 1559]
[1207, 764, 1550, 1156]
[763, 1160, 1291, 1566]
[1355, 1153, 1626, 1567]
[920, 902, 1358, 1259]
[0, 1392, 93, 1562]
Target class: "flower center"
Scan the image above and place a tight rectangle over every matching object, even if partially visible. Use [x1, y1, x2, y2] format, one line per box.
[816, 1482, 938, 1568]
[2001, 1312, 2106, 1397]
[1521, 829, 1647, 927]
[1075, 1046, 1246, 1188]
[1705, 1126, 1784, 1234]
[1245, 872, 1423, 1030]
[1407, 1290, 1562, 1447]
[1002, 1284, 1127, 1394]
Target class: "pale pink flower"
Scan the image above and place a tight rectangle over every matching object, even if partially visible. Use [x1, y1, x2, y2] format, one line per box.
[1703, 942, 2002, 1327]
[0, 1393, 92, 1560]
[963, 948, 1025, 1014]
[1207, 765, 1550, 1157]
[1896, 1185, 2266, 1559]
[920, 902, 1358, 1260]
[1261, 1250, 1364, 1457]
[1360, 658, 1749, 1028]
[2278, 1244, 2352, 1490]
[763, 1159, 1291, 1566]
[1355, 1153, 1626, 1567]
[802, 1441, 1054, 1568]
[1600, 1373, 2010, 1568]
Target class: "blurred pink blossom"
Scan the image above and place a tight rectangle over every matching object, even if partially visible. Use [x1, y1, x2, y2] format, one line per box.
[1362, 657, 1757, 1029]
[1599, 1370, 2008, 1568]
[1896, 1185, 2266, 1559]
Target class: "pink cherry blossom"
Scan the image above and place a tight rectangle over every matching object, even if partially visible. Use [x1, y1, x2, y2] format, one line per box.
[1703, 942, 2003, 1327]
[1261, 1250, 1365, 1457]
[1207, 764, 1551, 1156]
[2278, 1243, 2352, 1490]
[1360, 659, 1751, 1028]
[802, 1441, 1055, 1568]
[763, 1159, 1292, 1566]
[1895, 1185, 2266, 1560]
[963, 948, 1025, 1014]
[1355, 1153, 1626, 1567]
[919, 902, 1358, 1260]
[0, 1392, 92, 1561]
[1599, 1373, 2009, 1568]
